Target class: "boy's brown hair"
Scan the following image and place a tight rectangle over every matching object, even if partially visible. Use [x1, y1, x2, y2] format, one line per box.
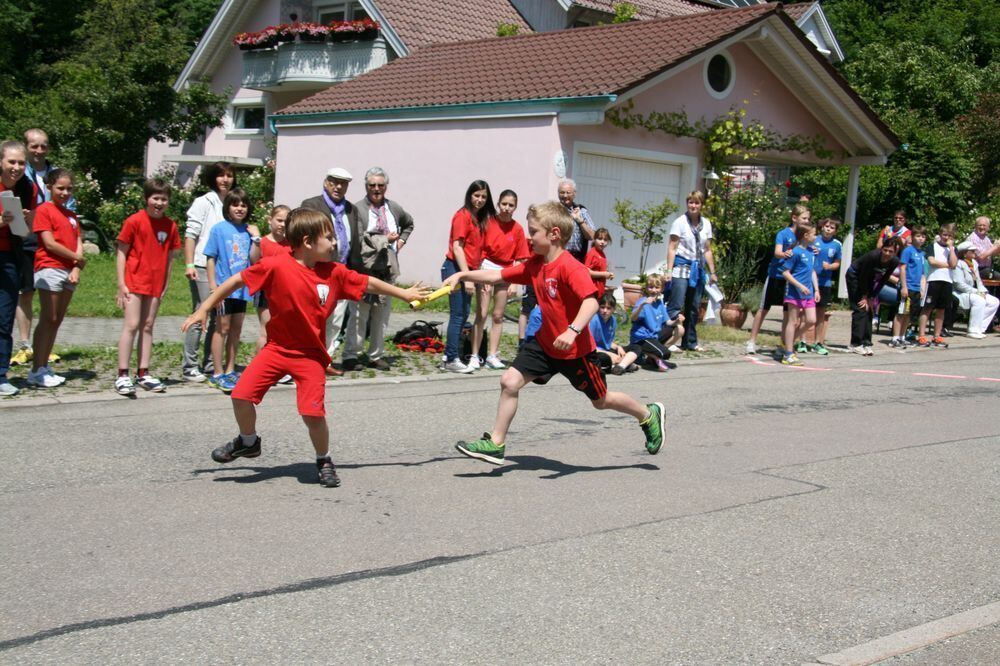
[286, 207, 333, 249]
[644, 273, 665, 293]
[142, 177, 171, 201]
[794, 221, 816, 241]
[819, 216, 841, 231]
[527, 201, 573, 245]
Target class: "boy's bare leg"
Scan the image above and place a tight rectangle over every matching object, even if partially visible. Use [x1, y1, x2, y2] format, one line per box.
[617, 350, 639, 368]
[225, 312, 245, 374]
[932, 308, 945, 337]
[117, 296, 141, 371]
[212, 314, 230, 376]
[302, 415, 330, 457]
[747, 306, 770, 344]
[815, 307, 829, 343]
[491, 367, 531, 443]
[917, 310, 929, 338]
[592, 391, 650, 421]
[233, 398, 257, 435]
[137, 297, 161, 370]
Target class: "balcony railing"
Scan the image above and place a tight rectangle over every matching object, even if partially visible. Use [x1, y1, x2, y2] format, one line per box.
[242, 38, 389, 92]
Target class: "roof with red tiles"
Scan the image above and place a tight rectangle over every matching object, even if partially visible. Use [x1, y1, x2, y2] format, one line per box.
[378, 0, 532, 51]
[279, 3, 778, 116]
[781, 2, 814, 20]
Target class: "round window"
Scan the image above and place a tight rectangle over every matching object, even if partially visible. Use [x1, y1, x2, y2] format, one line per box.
[704, 51, 735, 99]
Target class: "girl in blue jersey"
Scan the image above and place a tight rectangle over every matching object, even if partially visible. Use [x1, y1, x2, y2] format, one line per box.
[779, 222, 819, 366]
[625, 274, 683, 372]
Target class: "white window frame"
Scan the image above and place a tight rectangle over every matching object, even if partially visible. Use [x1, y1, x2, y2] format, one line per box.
[225, 97, 266, 137]
[315, 1, 369, 23]
[703, 49, 736, 100]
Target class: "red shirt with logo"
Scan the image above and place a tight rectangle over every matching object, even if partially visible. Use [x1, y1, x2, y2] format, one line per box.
[242, 252, 368, 361]
[501, 251, 597, 359]
[483, 217, 530, 267]
[584, 246, 609, 297]
[445, 208, 485, 270]
[260, 236, 291, 258]
[117, 210, 181, 296]
[33, 201, 81, 271]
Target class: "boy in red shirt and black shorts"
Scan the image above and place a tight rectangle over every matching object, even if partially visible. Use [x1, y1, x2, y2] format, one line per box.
[182, 208, 428, 487]
[443, 201, 665, 465]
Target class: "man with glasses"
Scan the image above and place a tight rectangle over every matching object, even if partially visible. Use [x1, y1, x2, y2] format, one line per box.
[301, 167, 361, 371]
[341, 167, 414, 371]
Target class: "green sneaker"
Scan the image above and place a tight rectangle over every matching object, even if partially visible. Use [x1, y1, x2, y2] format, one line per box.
[456, 433, 505, 465]
[812, 343, 829, 356]
[795, 341, 808, 353]
[640, 402, 665, 455]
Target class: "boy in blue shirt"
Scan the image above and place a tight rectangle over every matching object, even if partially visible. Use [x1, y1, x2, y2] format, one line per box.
[891, 225, 927, 348]
[203, 188, 258, 392]
[624, 274, 683, 372]
[779, 222, 819, 366]
[588, 292, 635, 374]
[746, 205, 809, 354]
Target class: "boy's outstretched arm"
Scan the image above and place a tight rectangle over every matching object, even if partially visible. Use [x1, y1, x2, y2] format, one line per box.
[181, 273, 246, 332]
[366, 277, 431, 303]
[554, 296, 599, 351]
[442, 269, 505, 289]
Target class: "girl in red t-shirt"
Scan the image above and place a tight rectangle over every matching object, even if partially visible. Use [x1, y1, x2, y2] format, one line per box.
[113, 178, 181, 395]
[584, 227, 615, 298]
[249, 205, 291, 355]
[28, 169, 83, 388]
[440, 180, 496, 372]
[474, 189, 529, 369]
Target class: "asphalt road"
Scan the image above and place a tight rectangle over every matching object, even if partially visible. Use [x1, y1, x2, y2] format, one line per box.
[1, 344, 998, 663]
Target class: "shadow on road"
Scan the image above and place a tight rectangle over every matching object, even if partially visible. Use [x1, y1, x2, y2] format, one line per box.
[192, 456, 459, 484]
[454, 454, 659, 480]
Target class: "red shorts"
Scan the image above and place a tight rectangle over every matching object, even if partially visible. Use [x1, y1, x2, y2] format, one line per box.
[231, 344, 328, 417]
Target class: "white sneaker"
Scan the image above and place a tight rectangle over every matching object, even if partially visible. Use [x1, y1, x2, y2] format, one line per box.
[847, 345, 864, 354]
[28, 367, 64, 388]
[0, 380, 18, 396]
[744, 341, 756, 355]
[444, 358, 474, 374]
[136, 374, 166, 392]
[183, 368, 206, 382]
[115, 375, 136, 396]
[466, 355, 481, 370]
[862, 345, 874, 356]
[277, 374, 294, 384]
[967, 332, 986, 339]
[483, 354, 505, 369]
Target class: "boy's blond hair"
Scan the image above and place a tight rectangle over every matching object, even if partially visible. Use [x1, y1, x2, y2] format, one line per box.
[644, 273, 666, 293]
[286, 207, 333, 249]
[527, 201, 573, 245]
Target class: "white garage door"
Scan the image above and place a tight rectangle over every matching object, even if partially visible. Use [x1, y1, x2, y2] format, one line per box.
[574, 152, 683, 279]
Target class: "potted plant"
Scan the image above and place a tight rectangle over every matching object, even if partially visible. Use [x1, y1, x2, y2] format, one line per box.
[298, 22, 329, 43]
[715, 242, 761, 328]
[614, 197, 676, 308]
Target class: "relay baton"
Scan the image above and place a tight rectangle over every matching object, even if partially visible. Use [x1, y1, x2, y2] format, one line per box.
[409, 284, 453, 310]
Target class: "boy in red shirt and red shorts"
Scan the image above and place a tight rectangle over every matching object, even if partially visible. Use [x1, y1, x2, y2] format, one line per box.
[443, 201, 665, 465]
[182, 208, 428, 487]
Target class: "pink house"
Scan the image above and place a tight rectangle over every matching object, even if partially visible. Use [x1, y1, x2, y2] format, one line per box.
[149, 1, 883, 287]
[271, 3, 894, 284]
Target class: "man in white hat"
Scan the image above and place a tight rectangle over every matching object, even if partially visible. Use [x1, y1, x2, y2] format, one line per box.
[301, 167, 362, 372]
[952, 239, 999, 338]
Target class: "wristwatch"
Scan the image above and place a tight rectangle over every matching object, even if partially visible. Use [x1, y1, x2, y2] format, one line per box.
[567, 323, 582, 334]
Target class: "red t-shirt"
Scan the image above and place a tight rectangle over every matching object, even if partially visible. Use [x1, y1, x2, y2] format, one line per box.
[33, 201, 81, 271]
[483, 217, 530, 267]
[0, 179, 38, 252]
[241, 252, 368, 361]
[117, 210, 181, 296]
[445, 208, 485, 270]
[501, 251, 597, 359]
[879, 225, 911, 244]
[260, 236, 291, 258]
[584, 246, 609, 297]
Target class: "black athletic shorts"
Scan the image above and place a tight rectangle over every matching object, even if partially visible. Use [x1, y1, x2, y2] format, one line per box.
[817, 285, 833, 307]
[922, 281, 953, 310]
[512, 338, 607, 400]
[19, 250, 35, 293]
[520, 283, 537, 316]
[761, 275, 787, 309]
[218, 298, 248, 316]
